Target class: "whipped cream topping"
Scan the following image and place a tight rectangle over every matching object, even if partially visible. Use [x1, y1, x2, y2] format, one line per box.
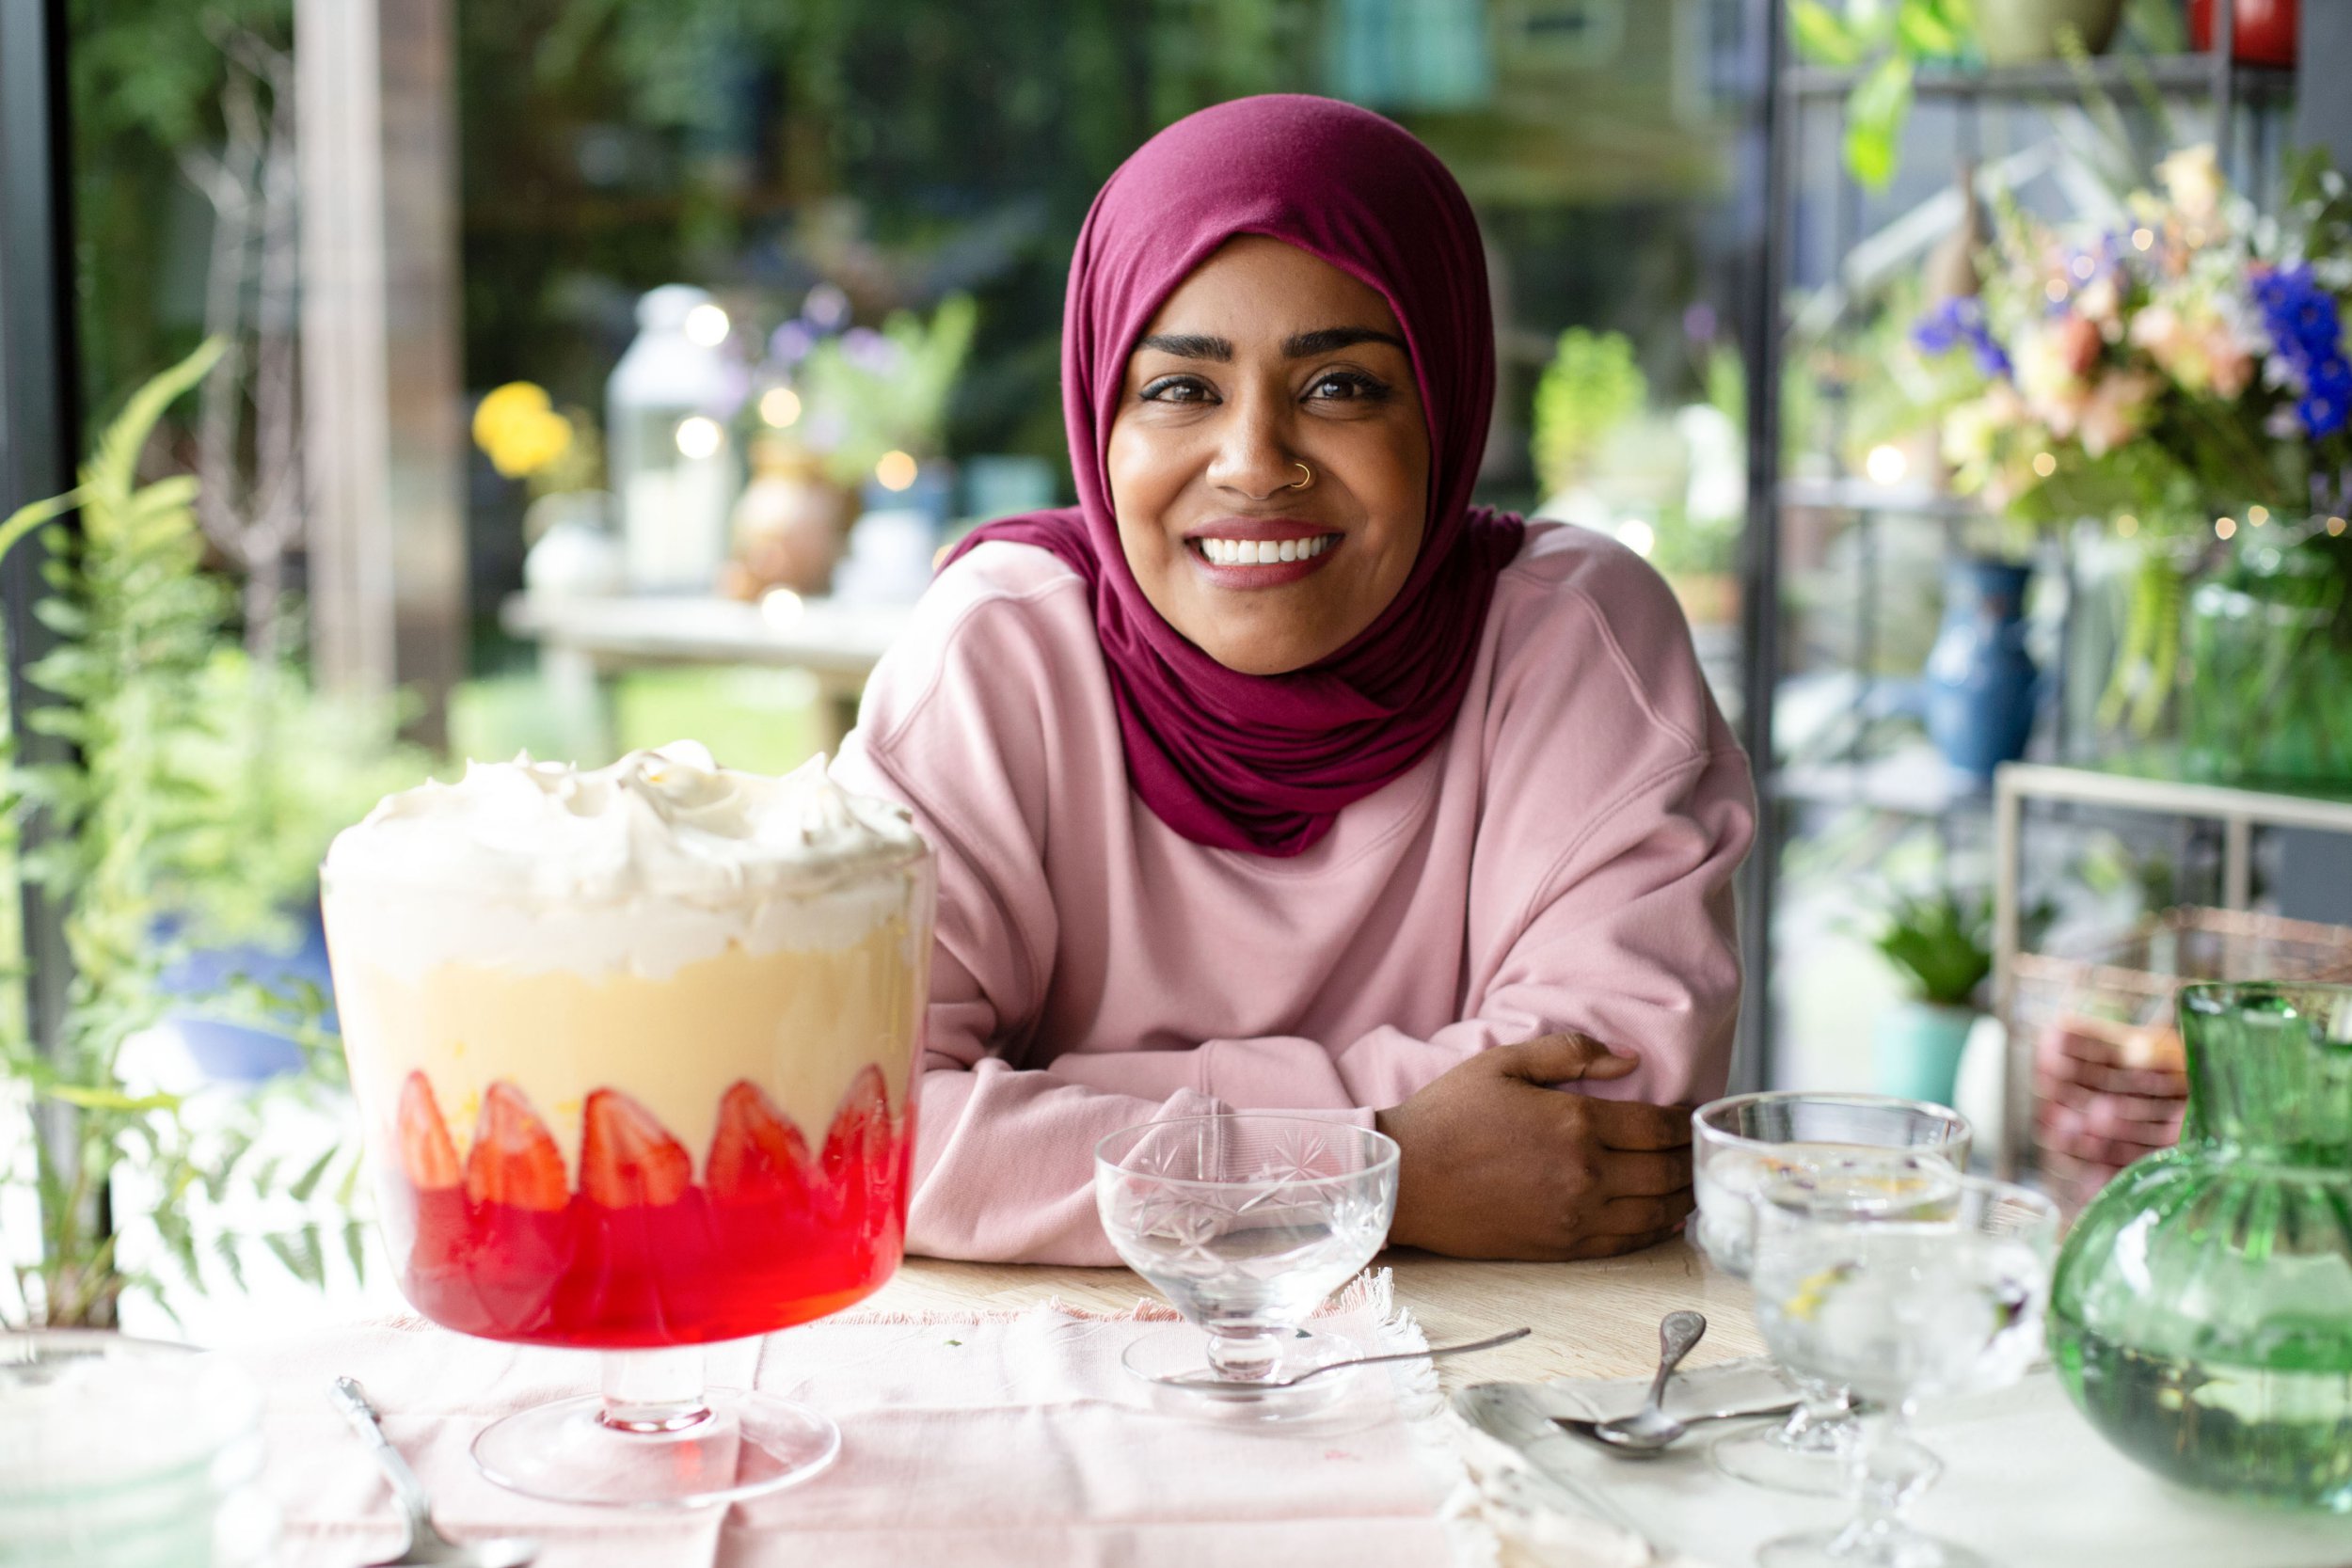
[327, 744, 922, 906]
[324, 745, 930, 979]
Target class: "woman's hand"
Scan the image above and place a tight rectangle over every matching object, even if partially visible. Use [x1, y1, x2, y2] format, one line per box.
[1374, 1034, 1693, 1260]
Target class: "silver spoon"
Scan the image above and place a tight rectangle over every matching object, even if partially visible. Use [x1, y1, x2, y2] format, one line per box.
[329, 1378, 540, 1568]
[1575, 1309, 1708, 1457]
[1157, 1326, 1533, 1392]
[1553, 1398, 1801, 1450]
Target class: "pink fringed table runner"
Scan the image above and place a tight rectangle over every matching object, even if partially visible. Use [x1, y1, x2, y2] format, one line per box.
[228, 1271, 1489, 1568]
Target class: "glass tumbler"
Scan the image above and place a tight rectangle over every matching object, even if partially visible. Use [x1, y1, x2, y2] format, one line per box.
[1692, 1092, 1971, 1495]
[1752, 1169, 2059, 1568]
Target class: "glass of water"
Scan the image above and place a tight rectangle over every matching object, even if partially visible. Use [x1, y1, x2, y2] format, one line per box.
[1095, 1115, 1399, 1418]
[1692, 1093, 1971, 1495]
[1752, 1168, 2059, 1568]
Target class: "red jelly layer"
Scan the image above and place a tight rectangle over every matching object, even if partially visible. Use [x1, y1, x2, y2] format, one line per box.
[379, 1075, 914, 1348]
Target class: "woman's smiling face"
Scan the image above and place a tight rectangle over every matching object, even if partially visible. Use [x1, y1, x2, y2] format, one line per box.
[1104, 236, 1432, 675]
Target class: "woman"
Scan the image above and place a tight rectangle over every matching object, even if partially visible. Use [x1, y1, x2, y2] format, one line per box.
[833, 95, 1755, 1265]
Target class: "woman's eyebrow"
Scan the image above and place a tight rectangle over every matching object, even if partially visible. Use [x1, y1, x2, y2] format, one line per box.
[1136, 332, 1232, 361]
[1284, 326, 1406, 357]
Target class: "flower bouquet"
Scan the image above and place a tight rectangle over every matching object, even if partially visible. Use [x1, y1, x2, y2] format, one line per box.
[1915, 146, 2352, 781]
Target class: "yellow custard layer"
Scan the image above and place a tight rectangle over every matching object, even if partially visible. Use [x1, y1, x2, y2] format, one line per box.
[330, 918, 922, 1181]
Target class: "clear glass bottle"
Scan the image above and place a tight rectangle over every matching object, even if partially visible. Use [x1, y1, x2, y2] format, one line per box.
[2050, 981, 2352, 1512]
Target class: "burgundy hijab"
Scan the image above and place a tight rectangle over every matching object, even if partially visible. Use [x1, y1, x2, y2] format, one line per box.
[946, 94, 1525, 857]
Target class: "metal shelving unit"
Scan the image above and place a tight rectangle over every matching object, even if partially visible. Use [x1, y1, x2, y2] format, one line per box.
[1731, 4, 2306, 1089]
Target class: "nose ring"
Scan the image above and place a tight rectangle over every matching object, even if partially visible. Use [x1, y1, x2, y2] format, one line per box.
[1285, 461, 1314, 491]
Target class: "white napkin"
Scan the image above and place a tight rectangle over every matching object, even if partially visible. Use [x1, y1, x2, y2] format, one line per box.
[230, 1271, 1496, 1568]
[1454, 1358, 2352, 1568]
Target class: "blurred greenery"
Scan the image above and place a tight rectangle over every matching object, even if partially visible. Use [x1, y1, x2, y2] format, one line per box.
[450, 667, 820, 776]
[0, 342, 384, 1327]
[67, 0, 294, 423]
[1533, 328, 1648, 499]
[1788, 0, 1974, 190]
[69, 0, 1757, 748]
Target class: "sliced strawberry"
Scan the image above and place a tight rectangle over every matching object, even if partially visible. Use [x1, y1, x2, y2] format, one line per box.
[579, 1087, 691, 1209]
[821, 1065, 893, 1190]
[464, 1081, 570, 1212]
[706, 1080, 815, 1204]
[397, 1070, 461, 1190]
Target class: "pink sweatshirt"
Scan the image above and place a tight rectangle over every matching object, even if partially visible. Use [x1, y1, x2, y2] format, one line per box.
[831, 521, 1756, 1264]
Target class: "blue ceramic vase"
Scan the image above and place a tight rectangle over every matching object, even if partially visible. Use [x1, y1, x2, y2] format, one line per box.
[1923, 558, 2038, 780]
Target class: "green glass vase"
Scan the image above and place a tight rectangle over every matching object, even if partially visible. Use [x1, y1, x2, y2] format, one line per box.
[2178, 549, 2352, 788]
[2050, 982, 2352, 1511]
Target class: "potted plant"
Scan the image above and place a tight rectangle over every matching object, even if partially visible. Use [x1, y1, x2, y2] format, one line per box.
[1867, 885, 1994, 1106]
[795, 291, 978, 523]
[2, 342, 376, 1327]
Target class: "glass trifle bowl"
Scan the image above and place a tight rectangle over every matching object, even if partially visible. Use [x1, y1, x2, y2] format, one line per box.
[322, 746, 934, 1507]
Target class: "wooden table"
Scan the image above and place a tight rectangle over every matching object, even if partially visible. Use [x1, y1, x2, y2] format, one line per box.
[867, 1237, 1763, 1388]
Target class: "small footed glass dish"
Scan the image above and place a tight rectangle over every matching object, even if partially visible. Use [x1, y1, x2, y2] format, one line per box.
[1095, 1115, 1399, 1422]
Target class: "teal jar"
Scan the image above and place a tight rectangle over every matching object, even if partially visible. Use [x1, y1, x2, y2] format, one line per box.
[2050, 982, 2352, 1511]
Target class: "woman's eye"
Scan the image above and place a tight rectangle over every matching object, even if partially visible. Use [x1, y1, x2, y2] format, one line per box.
[1307, 371, 1389, 404]
[1140, 375, 1215, 404]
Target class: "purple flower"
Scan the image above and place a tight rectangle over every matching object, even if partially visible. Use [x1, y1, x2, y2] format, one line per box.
[2254, 265, 2352, 437]
[2304, 355, 2352, 438]
[769, 320, 816, 365]
[802, 282, 851, 332]
[841, 326, 900, 375]
[1914, 296, 2012, 379]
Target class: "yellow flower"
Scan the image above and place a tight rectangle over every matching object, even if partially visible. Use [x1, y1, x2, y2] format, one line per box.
[472, 382, 573, 479]
[474, 381, 549, 449]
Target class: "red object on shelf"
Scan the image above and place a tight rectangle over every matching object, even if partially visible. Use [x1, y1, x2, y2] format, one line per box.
[2190, 0, 2299, 67]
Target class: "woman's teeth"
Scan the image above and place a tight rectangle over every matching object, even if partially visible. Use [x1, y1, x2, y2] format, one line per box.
[1196, 534, 1335, 566]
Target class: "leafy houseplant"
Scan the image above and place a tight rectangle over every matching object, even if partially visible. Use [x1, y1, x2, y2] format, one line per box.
[1, 341, 381, 1327]
[1790, 0, 1978, 189]
[1867, 886, 1995, 1106]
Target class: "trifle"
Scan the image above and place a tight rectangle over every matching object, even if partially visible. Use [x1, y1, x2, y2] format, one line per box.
[323, 744, 933, 1505]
